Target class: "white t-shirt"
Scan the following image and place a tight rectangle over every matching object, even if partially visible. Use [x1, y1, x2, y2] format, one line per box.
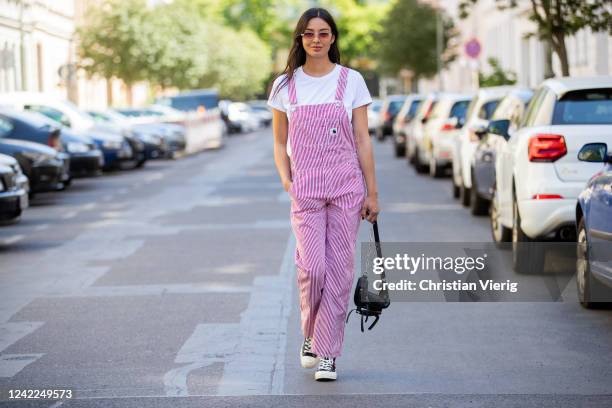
[267, 64, 372, 156]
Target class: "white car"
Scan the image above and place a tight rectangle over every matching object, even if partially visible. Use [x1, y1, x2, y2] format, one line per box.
[423, 93, 472, 177]
[493, 76, 612, 273]
[406, 93, 439, 173]
[228, 102, 259, 133]
[367, 99, 383, 135]
[453, 86, 513, 205]
[391, 94, 423, 157]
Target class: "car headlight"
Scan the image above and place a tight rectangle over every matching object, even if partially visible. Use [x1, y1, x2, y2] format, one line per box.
[137, 133, 161, 144]
[102, 140, 122, 150]
[67, 142, 90, 153]
[22, 151, 53, 165]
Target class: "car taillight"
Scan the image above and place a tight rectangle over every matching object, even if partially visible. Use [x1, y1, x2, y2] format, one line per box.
[441, 123, 454, 132]
[532, 194, 564, 200]
[528, 134, 566, 162]
[48, 131, 61, 151]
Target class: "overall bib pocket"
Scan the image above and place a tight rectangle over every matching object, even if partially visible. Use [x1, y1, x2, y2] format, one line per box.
[296, 117, 342, 148]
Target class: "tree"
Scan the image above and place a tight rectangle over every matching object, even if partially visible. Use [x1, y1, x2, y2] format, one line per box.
[76, 0, 154, 104]
[459, 0, 612, 76]
[479, 57, 517, 86]
[321, 0, 389, 69]
[376, 0, 457, 81]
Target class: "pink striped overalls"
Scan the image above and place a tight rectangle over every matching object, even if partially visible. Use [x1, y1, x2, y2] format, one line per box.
[287, 66, 366, 358]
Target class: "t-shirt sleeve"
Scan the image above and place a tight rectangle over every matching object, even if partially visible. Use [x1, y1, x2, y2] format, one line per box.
[352, 71, 373, 109]
[267, 75, 287, 112]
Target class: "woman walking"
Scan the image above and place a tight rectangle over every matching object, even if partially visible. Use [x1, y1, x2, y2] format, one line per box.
[267, 7, 379, 381]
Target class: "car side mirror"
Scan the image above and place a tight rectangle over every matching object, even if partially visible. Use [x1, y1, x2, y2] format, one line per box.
[456, 117, 465, 129]
[578, 143, 609, 163]
[488, 119, 511, 140]
[472, 121, 488, 139]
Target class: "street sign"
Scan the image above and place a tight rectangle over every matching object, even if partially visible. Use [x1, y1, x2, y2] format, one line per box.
[465, 38, 481, 59]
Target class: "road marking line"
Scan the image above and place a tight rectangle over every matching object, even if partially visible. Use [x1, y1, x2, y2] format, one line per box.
[1, 235, 24, 245]
[0, 353, 44, 378]
[164, 324, 240, 396]
[34, 224, 49, 231]
[61, 211, 78, 219]
[52, 283, 252, 298]
[217, 232, 295, 395]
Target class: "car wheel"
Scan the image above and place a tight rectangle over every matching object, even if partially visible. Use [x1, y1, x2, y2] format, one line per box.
[459, 182, 471, 207]
[512, 194, 544, 274]
[452, 181, 460, 199]
[429, 156, 443, 178]
[490, 183, 511, 245]
[577, 217, 612, 308]
[394, 140, 405, 158]
[470, 169, 488, 215]
[414, 148, 428, 174]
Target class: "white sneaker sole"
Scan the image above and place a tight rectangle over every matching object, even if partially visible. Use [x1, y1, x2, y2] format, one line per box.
[314, 370, 337, 381]
[300, 354, 318, 369]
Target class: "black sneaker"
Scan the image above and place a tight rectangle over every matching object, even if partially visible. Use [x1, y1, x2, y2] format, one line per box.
[300, 337, 318, 368]
[314, 357, 337, 381]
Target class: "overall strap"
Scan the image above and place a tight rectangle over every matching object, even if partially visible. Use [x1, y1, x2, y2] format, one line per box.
[335, 66, 349, 102]
[288, 73, 298, 105]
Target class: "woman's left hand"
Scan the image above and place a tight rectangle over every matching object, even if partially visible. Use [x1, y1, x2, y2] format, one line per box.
[361, 195, 380, 223]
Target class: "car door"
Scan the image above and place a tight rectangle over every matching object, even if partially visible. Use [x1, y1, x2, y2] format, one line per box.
[589, 163, 612, 279]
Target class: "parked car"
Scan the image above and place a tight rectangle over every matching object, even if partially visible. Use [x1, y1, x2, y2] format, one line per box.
[470, 88, 534, 221]
[391, 95, 423, 157]
[493, 77, 612, 274]
[247, 100, 273, 127]
[367, 99, 383, 135]
[452, 86, 512, 205]
[406, 93, 439, 172]
[0, 92, 135, 170]
[0, 153, 28, 223]
[0, 153, 29, 194]
[0, 109, 102, 178]
[576, 142, 612, 308]
[423, 93, 471, 177]
[0, 138, 66, 196]
[87, 110, 168, 160]
[227, 102, 260, 133]
[376, 95, 408, 141]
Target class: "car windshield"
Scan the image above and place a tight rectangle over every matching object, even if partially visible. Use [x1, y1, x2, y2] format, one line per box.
[369, 100, 382, 112]
[450, 100, 470, 120]
[388, 99, 405, 115]
[552, 88, 612, 125]
[408, 100, 422, 118]
[479, 100, 500, 119]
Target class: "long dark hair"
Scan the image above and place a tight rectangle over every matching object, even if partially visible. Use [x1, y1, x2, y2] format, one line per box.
[271, 7, 341, 99]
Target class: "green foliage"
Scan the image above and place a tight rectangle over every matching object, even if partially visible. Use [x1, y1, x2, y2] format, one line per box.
[375, 0, 456, 78]
[321, 0, 389, 68]
[76, 0, 272, 100]
[478, 57, 517, 87]
[76, 0, 152, 85]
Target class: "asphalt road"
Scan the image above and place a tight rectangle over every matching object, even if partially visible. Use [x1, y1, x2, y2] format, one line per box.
[1, 128, 611, 407]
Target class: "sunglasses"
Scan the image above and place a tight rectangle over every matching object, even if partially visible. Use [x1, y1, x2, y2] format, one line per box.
[300, 31, 332, 41]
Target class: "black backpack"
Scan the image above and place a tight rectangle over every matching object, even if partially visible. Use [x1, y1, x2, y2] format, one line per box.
[346, 220, 390, 332]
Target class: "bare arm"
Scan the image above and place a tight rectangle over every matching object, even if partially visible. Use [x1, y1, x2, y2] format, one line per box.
[272, 108, 292, 192]
[352, 105, 380, 222]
